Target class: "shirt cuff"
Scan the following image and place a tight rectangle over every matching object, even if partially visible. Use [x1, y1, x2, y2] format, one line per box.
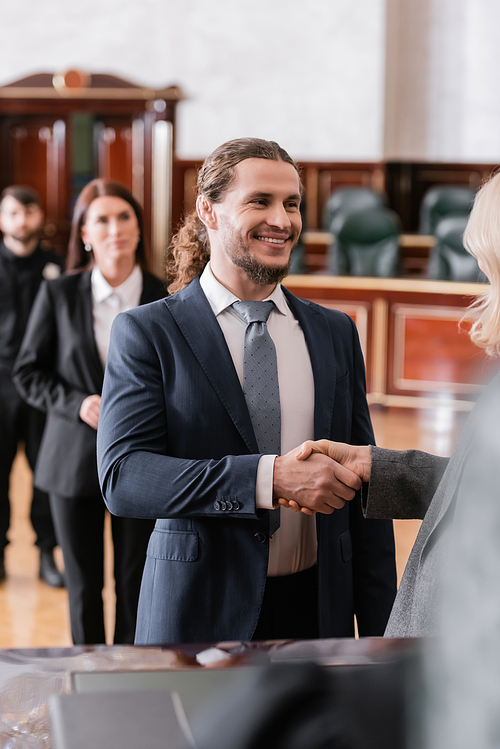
[255, 455, 277, 510]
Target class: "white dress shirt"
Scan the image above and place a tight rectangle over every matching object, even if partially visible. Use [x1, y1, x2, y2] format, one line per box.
[200, 264, 318, 576]
[91, 264, 143, 368]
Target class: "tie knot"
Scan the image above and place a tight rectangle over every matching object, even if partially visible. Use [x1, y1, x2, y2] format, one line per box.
[232, 300, 275, 326]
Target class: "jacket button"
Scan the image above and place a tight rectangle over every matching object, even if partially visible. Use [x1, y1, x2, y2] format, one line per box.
[219, 500, 226, 511]
[225, 500, 233, 511]
[214, 501, 221, 510]
[253, 532, 267, 544]
[232, 501, 240, 510]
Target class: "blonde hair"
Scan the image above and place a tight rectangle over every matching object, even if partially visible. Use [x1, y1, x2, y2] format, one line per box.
[462, 171, 500, 356]
[166, 137, 301, 294]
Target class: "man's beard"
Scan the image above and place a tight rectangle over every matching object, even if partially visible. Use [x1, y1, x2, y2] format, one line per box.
[9, 228, 39, 246]
[220, 218, 296, 286]
[227, 248, 292, 285]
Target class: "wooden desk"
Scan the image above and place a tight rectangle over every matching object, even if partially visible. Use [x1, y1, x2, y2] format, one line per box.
[285, 275, 494, 410]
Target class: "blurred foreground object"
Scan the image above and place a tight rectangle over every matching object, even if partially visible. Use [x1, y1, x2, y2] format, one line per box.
[192, 657, 418, 749]
[424, 383, 500, 749]
[50, 690, 193, 749]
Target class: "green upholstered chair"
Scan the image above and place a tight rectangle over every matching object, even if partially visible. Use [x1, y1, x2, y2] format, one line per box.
[419, 186, 475, 236]
[322, 187, 386, 231]
[327, 207, 402, 277]
[427, 216, 487, 283]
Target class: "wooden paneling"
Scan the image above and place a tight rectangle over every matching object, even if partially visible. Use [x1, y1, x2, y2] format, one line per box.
[311, 300, 370, 365]
[172, 159, 202, 233]
[1, 116, 69, 249]
[10, 123, 51, 202]
[172, 159, 500, 240]
[300, 162, 385, 230]
[391, 306, 485, 393]
[95, 119, 134, 189]
[171, 160, 384, 235]
[385, 161, 498, 232]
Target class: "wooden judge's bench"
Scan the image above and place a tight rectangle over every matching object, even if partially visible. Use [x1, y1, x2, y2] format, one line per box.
[285, 274, 494, 411]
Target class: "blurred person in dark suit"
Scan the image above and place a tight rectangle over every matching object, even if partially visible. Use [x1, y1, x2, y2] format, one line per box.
[13, 180, 165, 644]
[0, 185, 63, 587]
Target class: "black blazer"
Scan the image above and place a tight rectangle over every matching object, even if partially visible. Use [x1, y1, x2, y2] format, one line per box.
[13, 270, 166, 497]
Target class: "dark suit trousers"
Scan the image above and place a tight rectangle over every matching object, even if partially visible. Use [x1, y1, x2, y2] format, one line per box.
[49, 492, 154, 645]
[0, 376, 57, 552]
[252, 565, 319, 641]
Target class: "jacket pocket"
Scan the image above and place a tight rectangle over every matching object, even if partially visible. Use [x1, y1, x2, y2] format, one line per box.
[339, 530, 353, 562]
[147, 529, 199, 562]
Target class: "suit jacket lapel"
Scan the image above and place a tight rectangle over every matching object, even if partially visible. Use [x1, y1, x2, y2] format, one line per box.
[77, 272, 105, 389]
[166, 277, 259, 453]
[283, 288, 337, 440]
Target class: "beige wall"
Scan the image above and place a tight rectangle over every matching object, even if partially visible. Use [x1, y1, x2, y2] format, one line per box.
[0, 0, 386, 161]
[3, 0, 500, 163]
[384, 0, 500, 162]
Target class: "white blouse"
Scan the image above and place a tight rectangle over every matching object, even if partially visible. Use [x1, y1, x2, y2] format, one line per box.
[91, 264, 143, 368]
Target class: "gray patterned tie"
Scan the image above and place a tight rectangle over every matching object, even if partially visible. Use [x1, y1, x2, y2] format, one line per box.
[232, 301, 281, 535]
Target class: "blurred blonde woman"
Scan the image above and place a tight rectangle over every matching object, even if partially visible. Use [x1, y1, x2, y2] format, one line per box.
[283, 171, 499, 638]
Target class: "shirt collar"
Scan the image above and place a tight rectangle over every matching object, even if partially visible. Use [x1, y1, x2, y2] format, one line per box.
[91, 264, 142, 305]
[199, 264, 289, 317]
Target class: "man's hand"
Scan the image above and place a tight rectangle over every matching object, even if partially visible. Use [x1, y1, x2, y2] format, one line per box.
[273, 444, 362, 515]
[79, 394, 101, 430]
[278, 440, 371, 514]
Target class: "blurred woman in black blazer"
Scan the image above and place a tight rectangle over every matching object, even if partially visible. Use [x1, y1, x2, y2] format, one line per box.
[13, 180, 165, 644]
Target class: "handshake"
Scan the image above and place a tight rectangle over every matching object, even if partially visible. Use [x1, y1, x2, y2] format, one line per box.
[273, 440, 372, 516]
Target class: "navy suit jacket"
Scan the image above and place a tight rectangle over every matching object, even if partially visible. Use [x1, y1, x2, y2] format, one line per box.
[97, 276, 396, 644]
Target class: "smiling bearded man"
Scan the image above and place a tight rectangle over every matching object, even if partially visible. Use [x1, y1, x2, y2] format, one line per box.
[97, 137, 397, 645]
[217, 210, 297, 286]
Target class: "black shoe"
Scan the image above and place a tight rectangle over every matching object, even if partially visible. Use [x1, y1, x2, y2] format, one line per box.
[0, 555, 5, 583]
[39, 549, 65, 588]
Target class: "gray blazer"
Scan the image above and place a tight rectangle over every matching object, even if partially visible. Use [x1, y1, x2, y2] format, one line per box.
[362, 375, 500, 636]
